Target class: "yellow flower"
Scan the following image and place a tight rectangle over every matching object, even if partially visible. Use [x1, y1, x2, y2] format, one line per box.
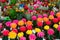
[26, 30, 32, 35]
[35, 28, 41, 33]
[53, 24, 58, 29]
[18, 32, 24, 38]
[52, 4, 55, 6]
[8, 31, 17, 39]
[21, 8, 24, 12]
[21, 0, 24, 1]
[44, 25, 50, 30]
[59, 22, 60, 25]
[53, 4, 56, 7]
[48, 3, 51, 6]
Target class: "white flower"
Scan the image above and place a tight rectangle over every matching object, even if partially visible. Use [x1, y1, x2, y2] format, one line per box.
[32, 30, 36, 34]
[0, 38, 2, 40]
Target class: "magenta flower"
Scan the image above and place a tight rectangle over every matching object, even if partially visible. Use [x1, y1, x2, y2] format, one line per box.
[20, 37, 26, 40]
[32, 16, 37, 20]
[5, 21, 11, 27]
[57, 25, 60, 32]
[13, 20, 18, 24]
[29, 34, 36, 40]
[37, 32, 45, 38]
[50, 11, 54, 16]
[47, 29, 54, 35]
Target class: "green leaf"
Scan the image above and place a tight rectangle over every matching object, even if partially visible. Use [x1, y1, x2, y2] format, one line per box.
[33, 20, 36, 28]
[9, 9, 17, 19]
[2, 36, 8, 40]
[25, 14, 31, 20]
[16, 12, 24, 20]
[4, 16, 11, 21]
[10, 0, 16, 5]
[48, 35, 53, 40]
[36, 37, 43, 40]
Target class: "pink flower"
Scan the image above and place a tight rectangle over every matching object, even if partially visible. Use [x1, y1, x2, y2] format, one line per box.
[34, 4, 39, 9]
[13, 20, 18, 24]
[38, 15, 43, 18]
[57, 25, 60, 32]
[0, 25, 2, 29]
[20, 37, 26, 40]
[50, 11, 54, 15]
[5, 21, 11, 27]
[2, 30, 9, 36]
[28, 9, 33, 13]
[37, 1, 42, 5]
[29, 34, 36, 40]
[47, 29, 54, 35]
[0, 23, 2, 29]
[32, 16, 37, 20]
[22, 18, 26, 22]
[37, 32, 45, 38]
[43, 14, 48, 17]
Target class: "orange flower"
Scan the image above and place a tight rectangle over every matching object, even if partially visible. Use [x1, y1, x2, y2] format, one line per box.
[37, 18, 43, 22]
[18, 20, 24, 26]
[49, 15, 54, 20]
[43, 17, 49, 22]
[56, 12, 60, 17]
[26, 21, 32, 26]
[10, 23, 17, 29]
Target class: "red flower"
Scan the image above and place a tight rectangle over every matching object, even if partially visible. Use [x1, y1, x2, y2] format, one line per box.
[0, 0, 7, 3]
[3, 30, 9, 36]
[53, 18, 58, 23]
[58, 17, 60, 21]
[12, 29, 18, 33]
[26, 25, 32, 30]
[45, 21, 51, 25]
[20, 26, 26, 32]
[24, 5, 28, 10]
[37, 22, 43, 27]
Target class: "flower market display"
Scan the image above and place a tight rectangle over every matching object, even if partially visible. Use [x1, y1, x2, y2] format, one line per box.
[0, 0, 60, 40]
